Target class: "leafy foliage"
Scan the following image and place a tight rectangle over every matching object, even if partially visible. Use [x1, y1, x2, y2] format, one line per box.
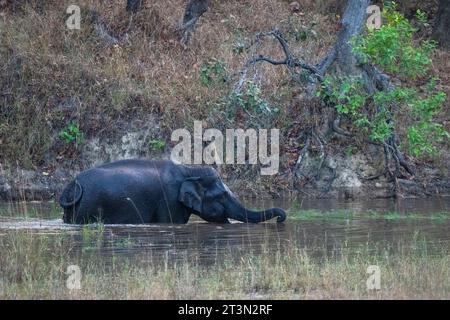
[321, 4, 448, 158]
[230, 80, 279, 116]
[352, 2, 437, 79]
[59, 123, 83, 145]
[322, 76, 368, 118]
[199, 59, 227, 86]
[407, 91, 449, 157]
[148, 139, 166, 152]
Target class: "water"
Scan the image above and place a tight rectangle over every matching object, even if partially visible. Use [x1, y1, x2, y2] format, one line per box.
[0, 198, 449, 264]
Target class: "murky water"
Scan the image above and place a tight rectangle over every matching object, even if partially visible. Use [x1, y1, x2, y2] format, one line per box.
[0, 198, 449, 264]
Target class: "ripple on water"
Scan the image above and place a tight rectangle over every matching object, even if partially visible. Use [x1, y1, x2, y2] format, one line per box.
[0, 198, 449, 264]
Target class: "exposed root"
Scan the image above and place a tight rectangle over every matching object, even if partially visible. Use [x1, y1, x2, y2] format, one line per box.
[312, 130, 326, 180]
[363, 171, 387, 181]
[294, 131, 311, 178]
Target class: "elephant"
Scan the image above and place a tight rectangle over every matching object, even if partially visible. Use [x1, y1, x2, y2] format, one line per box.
[59, 159, 286, 224]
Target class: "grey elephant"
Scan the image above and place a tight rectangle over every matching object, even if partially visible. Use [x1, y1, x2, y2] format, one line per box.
[59, 159, 286, 224]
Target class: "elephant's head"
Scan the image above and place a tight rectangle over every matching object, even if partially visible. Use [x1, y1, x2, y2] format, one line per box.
[178, 173, 286, 223]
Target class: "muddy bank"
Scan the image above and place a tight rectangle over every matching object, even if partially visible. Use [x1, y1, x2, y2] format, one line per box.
[1, 159, 449, 202]
[1, 126, 449, 201]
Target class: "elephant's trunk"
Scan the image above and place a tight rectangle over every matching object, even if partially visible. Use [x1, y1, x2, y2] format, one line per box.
[224, 195, 286, 223]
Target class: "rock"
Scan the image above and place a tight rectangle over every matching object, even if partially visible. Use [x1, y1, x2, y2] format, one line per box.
[334, 168, 362, 188]
[120, 131, 148, 159]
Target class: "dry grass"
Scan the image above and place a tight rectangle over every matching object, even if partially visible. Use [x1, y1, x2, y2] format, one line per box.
[0, 0, 338, 169]
[0, 229, 449, 299]
[1, 0, 448, 196]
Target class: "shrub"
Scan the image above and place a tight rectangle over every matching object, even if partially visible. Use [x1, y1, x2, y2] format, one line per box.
[199, 59, 227, 86]
[148, 139, 166, 152]
[59, 123, 84, 145]
[321, 4, 448, 158]
[352, 2, 437, 79]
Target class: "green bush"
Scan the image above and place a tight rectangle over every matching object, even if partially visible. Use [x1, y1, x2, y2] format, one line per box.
[230, 80, 278, 116]
[321, 4, 448, 158]
[199, 59, 227, 86]
[352, 2, 437, 79]
[148, 139, 166, 152]
[59, 123, 84, 145]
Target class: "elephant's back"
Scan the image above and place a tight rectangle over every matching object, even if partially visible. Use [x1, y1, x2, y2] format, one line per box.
[96, 159, 172, 170]
[73, 159, 180, 196]
[77, 159, 172, 179]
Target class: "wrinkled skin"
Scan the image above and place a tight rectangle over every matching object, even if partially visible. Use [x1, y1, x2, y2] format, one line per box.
[60, 159, 286, 224]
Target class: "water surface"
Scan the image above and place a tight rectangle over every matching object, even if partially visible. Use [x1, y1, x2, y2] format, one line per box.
[1, 198, 449, 264]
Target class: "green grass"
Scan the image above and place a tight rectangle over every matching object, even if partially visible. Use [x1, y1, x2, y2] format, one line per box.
[81, 223, 105, 249]
[288, 209, 450, 223]
[0, 203, 62, 219]
[148, 139, 166, 152]
[114, 236, 136, 248]
[288, 209, 354, 221]
[366, 210, 450, 222]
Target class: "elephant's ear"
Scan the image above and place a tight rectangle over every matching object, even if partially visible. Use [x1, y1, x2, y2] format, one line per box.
[178, 177, 204, 212]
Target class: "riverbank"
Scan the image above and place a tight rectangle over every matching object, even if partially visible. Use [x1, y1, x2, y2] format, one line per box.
[1, 198, 449, 299]
[1, 162, 450, 202]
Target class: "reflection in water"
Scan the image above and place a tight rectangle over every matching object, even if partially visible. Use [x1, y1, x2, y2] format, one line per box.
[247, 197, 450, 215]
[0, 198, 449, 265]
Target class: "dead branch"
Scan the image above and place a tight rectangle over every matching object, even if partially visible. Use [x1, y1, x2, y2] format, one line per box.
[234, 28, 326, 106]
[246, 30, 323, 83]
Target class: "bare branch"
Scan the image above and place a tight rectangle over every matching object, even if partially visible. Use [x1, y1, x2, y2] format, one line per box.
[243, 28, 324, 87]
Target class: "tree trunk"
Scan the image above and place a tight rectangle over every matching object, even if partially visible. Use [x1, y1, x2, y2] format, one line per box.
[126, 0, 142, 13]
[238, 0, 416, 196]
[324, 0, 415, 179]
[433, 0, 450, 48]
[180, 0, 210, 44]
[333, 0, 371, 76]
[183, 0, 209, 25]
